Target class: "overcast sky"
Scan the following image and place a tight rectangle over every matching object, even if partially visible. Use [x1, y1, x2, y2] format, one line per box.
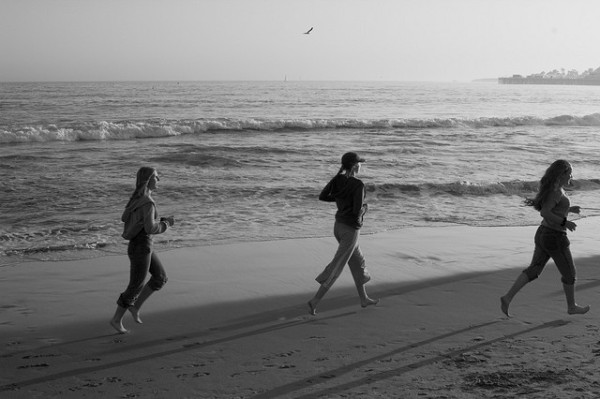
[1, 0, 599, 82]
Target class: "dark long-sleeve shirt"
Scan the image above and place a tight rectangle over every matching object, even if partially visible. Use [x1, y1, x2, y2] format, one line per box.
[319, 174, 367, 229]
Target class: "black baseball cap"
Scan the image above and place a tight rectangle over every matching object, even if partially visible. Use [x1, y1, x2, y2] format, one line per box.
[341, 152, 366, 168]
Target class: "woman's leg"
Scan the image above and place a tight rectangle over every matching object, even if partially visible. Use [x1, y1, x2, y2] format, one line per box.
[129, 252, 168, 323]
[128, 286, 152, 324]
[111, 240, 151, 333]
[500, 272, 530, 317]
[563, 283, 589, 314]
[547, 236, 589, 314]
[308, 285, 328, 315]
[501, 233, 549, 317]
[309, 223, 359, 314]
[110, 305, 128, 334]
[348, 245, 378, 307]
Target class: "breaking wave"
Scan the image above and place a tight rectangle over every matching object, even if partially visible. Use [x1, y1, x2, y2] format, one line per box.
[3, 113, 600, 143]
[367, 178, 600, 197]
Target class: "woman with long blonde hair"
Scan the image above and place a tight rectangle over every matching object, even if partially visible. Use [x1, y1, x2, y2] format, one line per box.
[110, 167, 174, 334]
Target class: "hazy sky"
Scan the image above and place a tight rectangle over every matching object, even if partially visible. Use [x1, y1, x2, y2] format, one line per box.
[2, 0, 599, 82]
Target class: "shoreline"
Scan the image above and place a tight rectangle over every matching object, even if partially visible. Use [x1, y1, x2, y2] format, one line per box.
[2, 219, 600, 397]
[4, 219, 600, 332]
[0, 218, 558, 267]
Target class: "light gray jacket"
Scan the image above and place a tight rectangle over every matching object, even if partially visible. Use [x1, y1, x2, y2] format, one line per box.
[121, 195, 168, 240]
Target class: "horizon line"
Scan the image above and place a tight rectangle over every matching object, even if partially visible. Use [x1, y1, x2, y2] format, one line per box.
[0, 78, 491, 84]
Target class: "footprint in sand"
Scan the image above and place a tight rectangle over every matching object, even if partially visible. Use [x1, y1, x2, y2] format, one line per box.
[262, 350, 300, 361]
[306, 374, 336, 383]
[22, 353, 59, 359]
[39, 338, 62, 344]
[230, 370, 266, 377]
[17, 363, 49, 369]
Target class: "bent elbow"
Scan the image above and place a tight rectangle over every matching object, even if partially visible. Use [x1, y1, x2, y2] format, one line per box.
[539, 210, 551, 220]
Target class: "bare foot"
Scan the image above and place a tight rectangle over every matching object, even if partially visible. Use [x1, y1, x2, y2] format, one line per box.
[110, 319, 128, 334]
[361, 298, 379, 308]
[568, 304, 590, 315]
[308, 300, 317, 316]
[129, 306, 143, 324]
[500, 296, 511, 317]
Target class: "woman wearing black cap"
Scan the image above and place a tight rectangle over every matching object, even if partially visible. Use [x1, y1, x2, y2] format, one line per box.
[308, 152, 379, 315]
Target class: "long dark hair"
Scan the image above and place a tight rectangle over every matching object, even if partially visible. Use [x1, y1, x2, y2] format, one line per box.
[525, 160, 571, 211]
[126, 167, 156, 206]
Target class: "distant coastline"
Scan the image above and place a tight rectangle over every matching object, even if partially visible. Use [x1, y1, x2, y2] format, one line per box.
[499, 66, 600, 86]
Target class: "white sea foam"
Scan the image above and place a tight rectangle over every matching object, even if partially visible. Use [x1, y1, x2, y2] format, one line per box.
[3, 81, 600, 265]
[3, 113, 600, 144]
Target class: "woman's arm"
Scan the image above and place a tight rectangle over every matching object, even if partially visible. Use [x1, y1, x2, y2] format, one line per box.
[141, 203, 168, 235]
[539, 202, 564, 225]
[353, 184, 367, 226]
[569, 206, 581, 214]
[121, 209, 130, 223]
[319, 179, 336, 202]
[540, 192, 577, 231]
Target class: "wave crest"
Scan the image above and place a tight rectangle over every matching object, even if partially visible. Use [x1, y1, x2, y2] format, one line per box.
[3, 113, 600, 143]
[368, 178, 600, 197]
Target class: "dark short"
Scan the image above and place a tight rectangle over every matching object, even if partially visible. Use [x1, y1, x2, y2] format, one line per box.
[523, 225, 575, 285]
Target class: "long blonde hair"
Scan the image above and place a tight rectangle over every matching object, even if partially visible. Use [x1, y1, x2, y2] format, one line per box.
[126, 166, 156, 206]
[525, 160, 571, 211]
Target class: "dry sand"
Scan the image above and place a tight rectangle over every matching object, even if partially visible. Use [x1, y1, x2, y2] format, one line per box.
[2, 217, 600, 398]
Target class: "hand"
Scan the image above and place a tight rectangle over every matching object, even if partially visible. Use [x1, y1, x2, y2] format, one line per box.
[161, 216, 175, 227]
[566, 220, 577, 232]
[361, 204, 368, 216]
[569, 206, 581, 214]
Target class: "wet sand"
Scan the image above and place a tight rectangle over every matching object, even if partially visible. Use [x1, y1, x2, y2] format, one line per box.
[2, 218, 600, 398]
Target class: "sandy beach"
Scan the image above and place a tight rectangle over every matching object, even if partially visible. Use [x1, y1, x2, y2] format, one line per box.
[2, 217, 600, 398]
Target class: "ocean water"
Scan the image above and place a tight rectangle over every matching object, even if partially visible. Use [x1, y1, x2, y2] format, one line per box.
[2, 80, 600, 266]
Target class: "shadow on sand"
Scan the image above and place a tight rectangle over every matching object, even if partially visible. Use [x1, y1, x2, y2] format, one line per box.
[3, 254, 599, 393]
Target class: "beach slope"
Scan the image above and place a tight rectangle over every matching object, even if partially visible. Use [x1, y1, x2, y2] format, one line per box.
[2, 218, 600, 398]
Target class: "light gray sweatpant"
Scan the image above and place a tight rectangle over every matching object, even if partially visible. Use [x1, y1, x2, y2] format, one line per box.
[316, 221, 371, 289]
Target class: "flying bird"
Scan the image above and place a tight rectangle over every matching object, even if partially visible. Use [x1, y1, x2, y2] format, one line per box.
[303, 27, 313, 35]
